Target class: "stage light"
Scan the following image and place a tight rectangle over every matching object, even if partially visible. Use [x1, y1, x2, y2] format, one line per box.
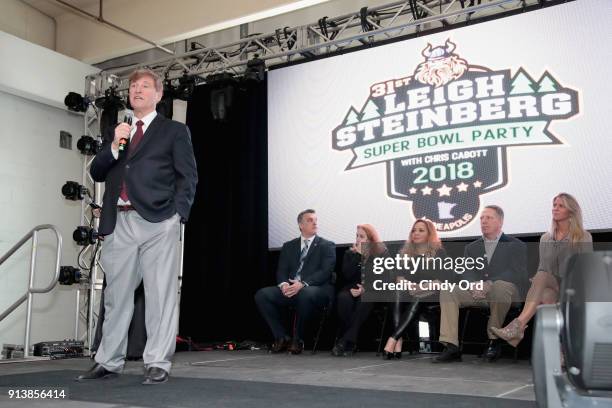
[61, 181, 89, 201]
[76, 135, 100, 155]
[243, 55, 266, 83]
[175, 74, 196, 101]
[58, 266, 81, 285]
[207, 73, 236, 122]
[94, 87, 125, 110]
[64, 92, 90, 112]
[73, 226, 99, 246]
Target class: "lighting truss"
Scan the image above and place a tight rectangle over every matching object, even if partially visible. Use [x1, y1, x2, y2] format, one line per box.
[74, 103, 104, 353]
[85, 0, 543, 98]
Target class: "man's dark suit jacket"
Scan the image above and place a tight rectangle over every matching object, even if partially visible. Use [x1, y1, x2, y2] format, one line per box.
[90, 114, 198, 235]
[276, 236, 336, 287]
[464, 233, 528, 294]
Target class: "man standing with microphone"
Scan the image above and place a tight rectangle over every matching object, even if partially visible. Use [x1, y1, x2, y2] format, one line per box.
[77, 68, 198, 385]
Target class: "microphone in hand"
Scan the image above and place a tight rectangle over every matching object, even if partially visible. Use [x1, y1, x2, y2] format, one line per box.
[118, 110, 133, 152]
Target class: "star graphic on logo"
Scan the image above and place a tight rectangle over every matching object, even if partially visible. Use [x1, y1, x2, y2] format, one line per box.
[456, 182, 469, 192]
[421, 186, 432, 195]
[409, 187, 417, 194]
[437, 184, 452, 197]
[473, 180, 483, 188]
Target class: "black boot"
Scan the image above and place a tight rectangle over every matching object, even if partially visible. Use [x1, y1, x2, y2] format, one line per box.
[432, 343, 461, 363]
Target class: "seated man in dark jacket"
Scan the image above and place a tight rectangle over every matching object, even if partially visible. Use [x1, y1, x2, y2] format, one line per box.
[255, 209, 336, 354]
[434, 205, 527, 363]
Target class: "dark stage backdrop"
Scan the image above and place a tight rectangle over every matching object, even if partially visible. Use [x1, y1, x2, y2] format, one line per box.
[180, 79, 272, 343]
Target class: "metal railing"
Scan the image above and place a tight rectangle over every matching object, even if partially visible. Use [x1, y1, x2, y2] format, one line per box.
[0, 225, 63, 357]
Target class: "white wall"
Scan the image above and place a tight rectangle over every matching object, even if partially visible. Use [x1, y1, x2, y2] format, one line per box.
[0, 31, 98, 352]
[0, 91, 85, 351]
[0, 31, 98, 109]
[0, 0, 56, 50]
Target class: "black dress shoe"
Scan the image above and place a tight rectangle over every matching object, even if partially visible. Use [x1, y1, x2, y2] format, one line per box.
[288, 339, 304, 355]
[142, 367, 169, 385]
[331, 342, 345, 357]
[76, 363, 118, 381]
[332, 342, 355, 357]
[270, 337, 290, 353]
[484, 340, 502, 361]
[432, 343, 462, 363]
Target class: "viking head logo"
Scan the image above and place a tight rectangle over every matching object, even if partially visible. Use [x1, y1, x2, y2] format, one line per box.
[414, 39, 469, 87]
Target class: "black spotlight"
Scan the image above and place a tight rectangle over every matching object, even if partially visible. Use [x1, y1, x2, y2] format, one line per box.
[243, 55, 266, 82]
[76, 135, 101, 155]
[64, 92, 90, 112]
[73, 226, 98, 246]
[207, 73, 236, 122]
[96, 87, 126, 143]
[176, 74, 196, 101]
[156, 79, 175, 119]
[59, 266, 81, 285]
[61, 181, 89, 200]
[94, 87, 125, 110]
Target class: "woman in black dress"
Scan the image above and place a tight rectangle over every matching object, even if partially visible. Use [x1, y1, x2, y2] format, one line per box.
[332, 224, 386, 356]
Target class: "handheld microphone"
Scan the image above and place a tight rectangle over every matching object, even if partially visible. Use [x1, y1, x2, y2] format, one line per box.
[118, 110, 134, 152]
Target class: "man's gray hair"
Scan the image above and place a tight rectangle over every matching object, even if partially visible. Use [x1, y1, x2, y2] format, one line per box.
[484, 205, 504, 220]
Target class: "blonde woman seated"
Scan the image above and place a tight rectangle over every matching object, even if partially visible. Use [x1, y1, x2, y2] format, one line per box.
[382, 219, 446, 359]
[491, 193, 592, 346]
[332, 224, 387, 356]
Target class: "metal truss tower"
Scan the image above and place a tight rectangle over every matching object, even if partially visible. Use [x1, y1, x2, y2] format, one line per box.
[74, 102, 104, 354]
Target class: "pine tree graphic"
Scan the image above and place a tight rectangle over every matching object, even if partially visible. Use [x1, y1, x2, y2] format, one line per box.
[360, 99, 382, 120]
[343, 106, 360, 125]
[536, 72, 560, 93]
[510, 69, 537, 95]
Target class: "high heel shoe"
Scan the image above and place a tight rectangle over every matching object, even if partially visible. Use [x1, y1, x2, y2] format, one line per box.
[490, 318, 527, 347]
[393, 338, 403, 359]
[381, 350, 402, 360]
[382, 337, 398, 360]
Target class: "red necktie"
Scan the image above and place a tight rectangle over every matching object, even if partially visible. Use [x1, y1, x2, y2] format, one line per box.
[119, 120, 144, 202]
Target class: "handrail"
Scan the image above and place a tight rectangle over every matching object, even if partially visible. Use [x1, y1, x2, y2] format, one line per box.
[0, 224, 63, 357]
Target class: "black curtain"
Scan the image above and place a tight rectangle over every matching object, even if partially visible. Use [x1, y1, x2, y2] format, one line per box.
[179, 78, 272, 342]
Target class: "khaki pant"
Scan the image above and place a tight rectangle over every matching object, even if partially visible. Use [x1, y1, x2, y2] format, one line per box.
[439, 280, 519, 347]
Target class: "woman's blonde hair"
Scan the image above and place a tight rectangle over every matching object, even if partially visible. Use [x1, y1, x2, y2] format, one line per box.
[551, 193, 588, 243]
[400, 219, 441, 257]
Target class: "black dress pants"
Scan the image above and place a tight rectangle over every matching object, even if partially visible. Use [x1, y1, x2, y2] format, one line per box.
[255, 284, 333, 340]
[336, 289, 375, 346]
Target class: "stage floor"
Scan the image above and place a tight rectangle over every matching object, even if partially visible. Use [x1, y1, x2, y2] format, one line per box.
[0, 350, 535, 407]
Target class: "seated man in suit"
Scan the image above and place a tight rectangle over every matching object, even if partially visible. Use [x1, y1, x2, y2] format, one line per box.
[255, 209, 336, 354]
[434, 205, 527, 363]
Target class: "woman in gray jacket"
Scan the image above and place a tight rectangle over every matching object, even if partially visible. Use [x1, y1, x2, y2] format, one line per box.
[491, 193, 592, 346]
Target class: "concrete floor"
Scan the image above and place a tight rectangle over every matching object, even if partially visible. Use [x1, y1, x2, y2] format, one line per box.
[0, 350, 535, 407]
